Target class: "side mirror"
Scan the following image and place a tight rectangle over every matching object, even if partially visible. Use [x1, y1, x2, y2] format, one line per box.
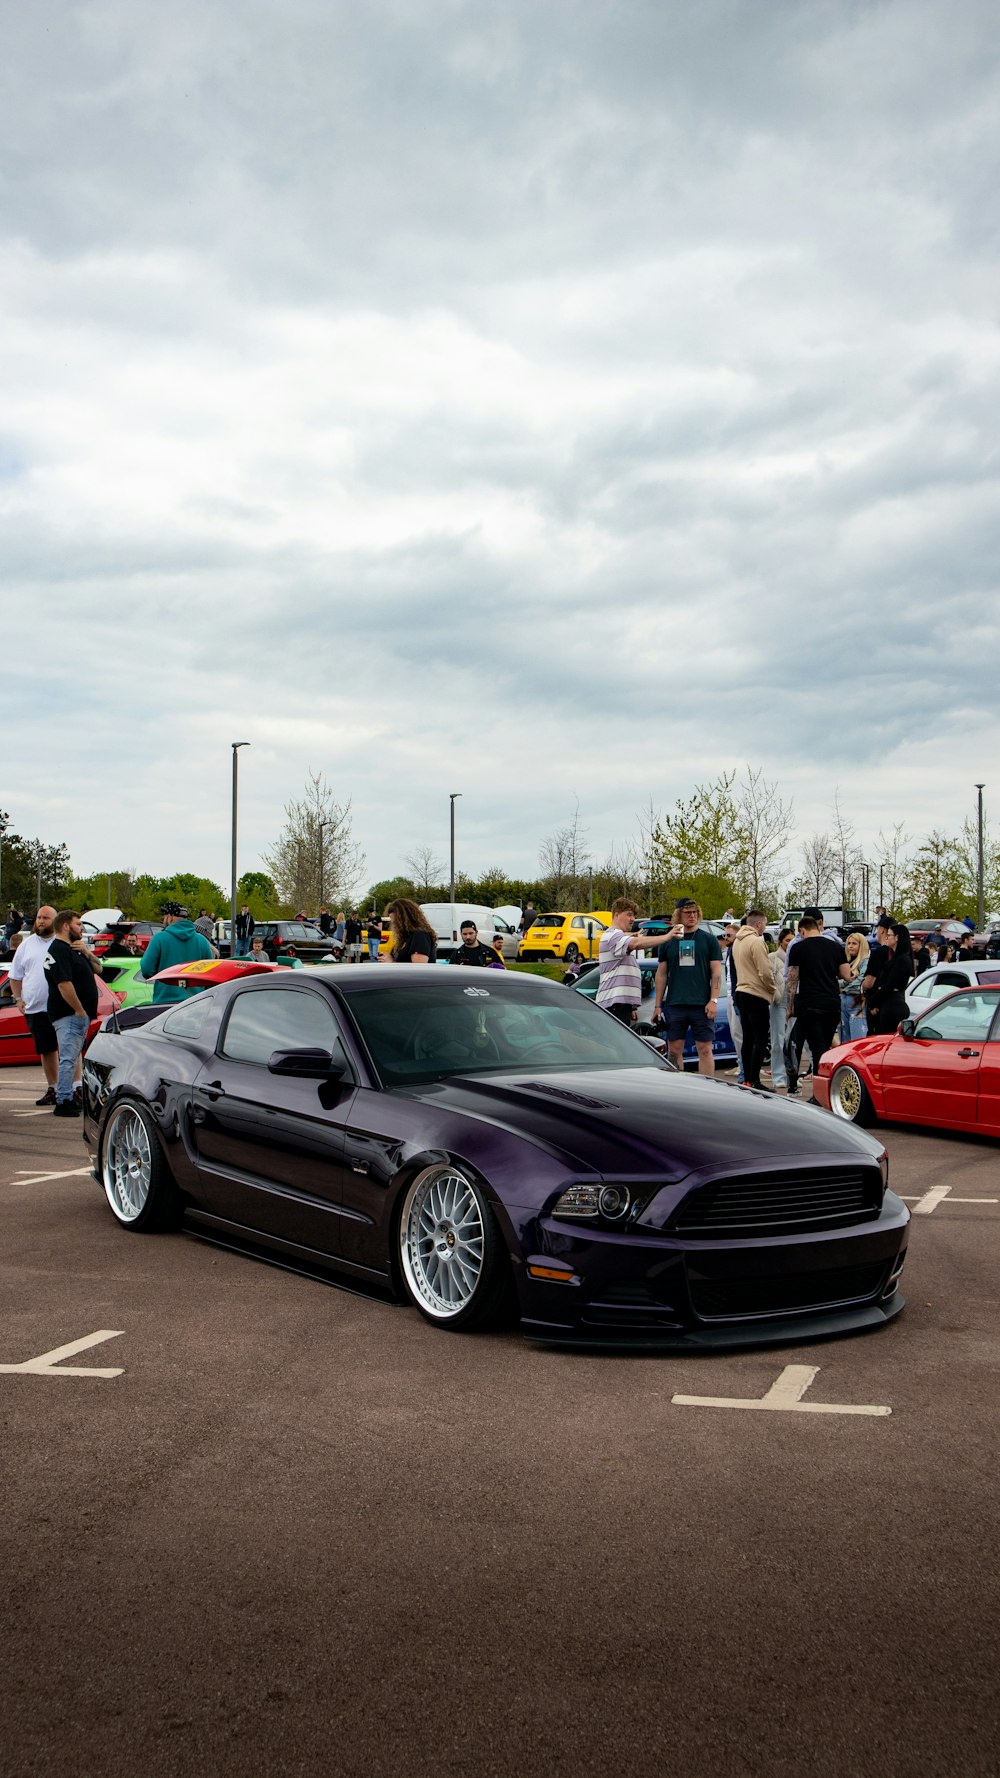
[267, 1047, 347, 1080]
[898, 1019, 916, 1040]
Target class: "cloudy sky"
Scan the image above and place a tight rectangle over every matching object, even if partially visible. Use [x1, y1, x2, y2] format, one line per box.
[4, 0, 998, 898]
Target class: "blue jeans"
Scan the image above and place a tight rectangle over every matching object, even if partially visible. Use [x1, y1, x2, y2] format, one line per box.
[54, 1014, 89, 1102]
[769, 1001, 787, 1086]
[840, 996, 868, 1042]
[368, 938, 380, 961]
[234, 936, 250, 957]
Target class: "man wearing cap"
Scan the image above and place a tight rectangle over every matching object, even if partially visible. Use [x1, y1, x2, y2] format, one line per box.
[140, 903, 214, 1004]
[651, 898, 723, 1075]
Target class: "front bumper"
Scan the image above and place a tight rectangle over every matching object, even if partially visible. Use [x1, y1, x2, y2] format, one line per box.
[515, 1192, 909, 1350]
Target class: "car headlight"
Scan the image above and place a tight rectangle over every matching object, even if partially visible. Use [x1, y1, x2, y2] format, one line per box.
[552, 1183, 633, 1222]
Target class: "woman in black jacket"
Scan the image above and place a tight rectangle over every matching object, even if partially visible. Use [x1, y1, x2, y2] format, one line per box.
[862, 920, 914, 1034]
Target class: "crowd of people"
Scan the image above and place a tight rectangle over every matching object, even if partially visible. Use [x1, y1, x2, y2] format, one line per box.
[0, 890, 988, 1114]
[592, 897, 972, 1095]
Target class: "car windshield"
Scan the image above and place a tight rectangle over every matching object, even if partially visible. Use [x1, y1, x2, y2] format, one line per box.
[344, 980, 664, 1086]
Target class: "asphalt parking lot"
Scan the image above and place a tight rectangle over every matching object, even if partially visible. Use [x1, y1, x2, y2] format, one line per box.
[3, 1061, 999, 1778]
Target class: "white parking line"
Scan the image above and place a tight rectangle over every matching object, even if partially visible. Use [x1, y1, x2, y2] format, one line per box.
[0, 1330, 124, 1378]
[899, 1185, 998, 1214]
[13, 1166, 94, 1186]
[672, 1363, 891, 1417]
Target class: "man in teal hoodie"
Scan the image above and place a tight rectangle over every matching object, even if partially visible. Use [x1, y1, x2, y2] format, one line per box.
[140, 903, 215, 1003]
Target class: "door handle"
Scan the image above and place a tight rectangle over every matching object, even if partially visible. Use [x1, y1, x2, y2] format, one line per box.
[957, 1048, 980, 1058]
[203, 1083, 227, 1100]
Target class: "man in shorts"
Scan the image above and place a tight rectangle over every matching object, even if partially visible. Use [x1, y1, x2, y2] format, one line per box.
[651, 898, 723, 1075]
[8, 904, 61, 1105]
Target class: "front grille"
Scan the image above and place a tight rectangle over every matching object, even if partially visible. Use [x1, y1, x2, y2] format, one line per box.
[672, 1167, 881, 1238]
[690, 1262, 887, 1321]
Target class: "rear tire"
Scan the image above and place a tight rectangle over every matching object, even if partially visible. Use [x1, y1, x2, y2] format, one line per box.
[101, 1099, 181, 1230]
[829, 1065, 877, 1126]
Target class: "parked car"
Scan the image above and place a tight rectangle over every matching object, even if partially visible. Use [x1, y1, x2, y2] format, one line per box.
[573, 958, 738, 1068]
[97, 956, 156, 1008]
[0, 966, 124, 1066]
[251, 921, 336, 963]
[82, 967, 907, 1347]
[780, 906, 862, 934]
[80, 907, 124, 943]
[905, 960, 1000, 1016]
[813, 985, 1000, 1137]
[517, 912, 607, 963]
[90, 920, 161, 957]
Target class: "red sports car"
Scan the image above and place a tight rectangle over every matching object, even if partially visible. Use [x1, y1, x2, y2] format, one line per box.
[813, 985, 1000, 1137]
[0, 967, 125, 1067]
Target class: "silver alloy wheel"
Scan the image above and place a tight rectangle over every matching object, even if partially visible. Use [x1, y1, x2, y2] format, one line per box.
[103, 1105, 153, 1222]
[400, 1166, 486, 1320]
[829, 1065, 864, 1122]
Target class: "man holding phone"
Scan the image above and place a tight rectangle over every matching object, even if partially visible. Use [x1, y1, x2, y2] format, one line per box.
[651, 897, 723, 1075]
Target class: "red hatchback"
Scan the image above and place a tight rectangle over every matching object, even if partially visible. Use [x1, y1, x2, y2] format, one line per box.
[90, 921, 161, 957]
[813, 986, 1000, 1138]
[0, 967, 125, 1067]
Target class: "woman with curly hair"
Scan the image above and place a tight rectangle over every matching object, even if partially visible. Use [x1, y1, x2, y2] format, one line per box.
[383, 898, 437, 965]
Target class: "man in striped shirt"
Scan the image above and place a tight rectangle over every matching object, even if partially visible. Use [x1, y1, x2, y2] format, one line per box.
[596, 898, 656, 1024]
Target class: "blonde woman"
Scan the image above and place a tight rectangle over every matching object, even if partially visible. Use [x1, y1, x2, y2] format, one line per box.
[839, 931, 870, 1042]
[768, 928, 794, 1091]
[383, 898, 437, 964]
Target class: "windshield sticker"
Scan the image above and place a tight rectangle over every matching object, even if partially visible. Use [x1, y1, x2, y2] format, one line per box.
[463, 987, 490, 998]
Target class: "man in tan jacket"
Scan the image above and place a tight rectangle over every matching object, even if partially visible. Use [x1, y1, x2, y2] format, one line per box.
[732, 909, 777, 1090]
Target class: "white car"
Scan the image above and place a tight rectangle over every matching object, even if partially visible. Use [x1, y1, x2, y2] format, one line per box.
[905, 959, 1000, 1015]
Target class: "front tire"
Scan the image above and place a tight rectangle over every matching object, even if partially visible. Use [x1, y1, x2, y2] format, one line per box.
[564, 943, 580, 963]
[829, 1064, 876, 1126]
[101, 1099, 181, 1230]
[398, 1165, 514, 1331]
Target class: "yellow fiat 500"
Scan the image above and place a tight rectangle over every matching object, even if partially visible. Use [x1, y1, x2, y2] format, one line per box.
[517, 912, 607, 962]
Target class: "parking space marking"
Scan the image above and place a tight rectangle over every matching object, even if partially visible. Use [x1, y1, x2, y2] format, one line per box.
[672, 1364, 891, 1417]
[12, 1109, 58, 1119]
[900, 1185, 998, 1214]
[13, 1166, 94, 1186]
[0, 1330, 124, 1378]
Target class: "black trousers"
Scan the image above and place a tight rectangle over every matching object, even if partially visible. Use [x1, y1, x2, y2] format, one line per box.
[605, 1002, 636, 1024]
[786, 1003, 840, 1090]
[868, 994, 908, 1035]
[734, 992, 771, 1087]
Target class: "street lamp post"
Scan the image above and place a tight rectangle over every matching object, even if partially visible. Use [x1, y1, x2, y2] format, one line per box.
[449, 793, 462, 905]
[230, 742, 250, 956]
[975, 783, 986, 932]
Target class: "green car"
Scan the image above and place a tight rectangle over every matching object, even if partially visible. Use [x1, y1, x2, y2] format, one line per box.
[98, 956, 156, 1007]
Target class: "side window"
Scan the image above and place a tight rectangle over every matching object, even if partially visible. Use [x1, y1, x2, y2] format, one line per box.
[935, 971, 970, 989]
[571, 917, 584, 929]
[221, 987, 342, 1067]
[917, 994, 1000, 1044]
[909, 978, 933, 999]
[162, 996, 214, 1040]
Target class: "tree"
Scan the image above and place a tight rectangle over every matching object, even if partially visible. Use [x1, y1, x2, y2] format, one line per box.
[790, 832, 837, 905]
[734, 768, 794, 906]
[645, 773, 750, 914]
[900, 831, 971, 918]
[366, 876, 417, 913]
[539, 802, 590, 908]
[875, 824, 911, 913]
[263, 772, 365, 912]
[829, 792, 863, 914]
[405, 847, 446, 894]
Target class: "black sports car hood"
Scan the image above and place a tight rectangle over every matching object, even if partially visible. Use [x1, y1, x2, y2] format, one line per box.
[403, 1067, 883, 1183]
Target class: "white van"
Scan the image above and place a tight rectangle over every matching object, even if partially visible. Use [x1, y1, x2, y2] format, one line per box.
[419, 903, 510, 959]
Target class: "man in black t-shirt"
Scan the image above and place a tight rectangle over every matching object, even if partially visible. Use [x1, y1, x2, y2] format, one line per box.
[344, 913, 363, 962]
[783, 916, 851, 1096]
[449, 920, 502, 967]
[43, 909, 102, 1116]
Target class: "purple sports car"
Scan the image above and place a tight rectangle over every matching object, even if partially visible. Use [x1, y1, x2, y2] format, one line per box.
[82, 969, 909, 1349]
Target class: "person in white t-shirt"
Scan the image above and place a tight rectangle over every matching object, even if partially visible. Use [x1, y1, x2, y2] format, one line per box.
[596, 898, 658, 1024]
[8, 906, 59, 1104]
